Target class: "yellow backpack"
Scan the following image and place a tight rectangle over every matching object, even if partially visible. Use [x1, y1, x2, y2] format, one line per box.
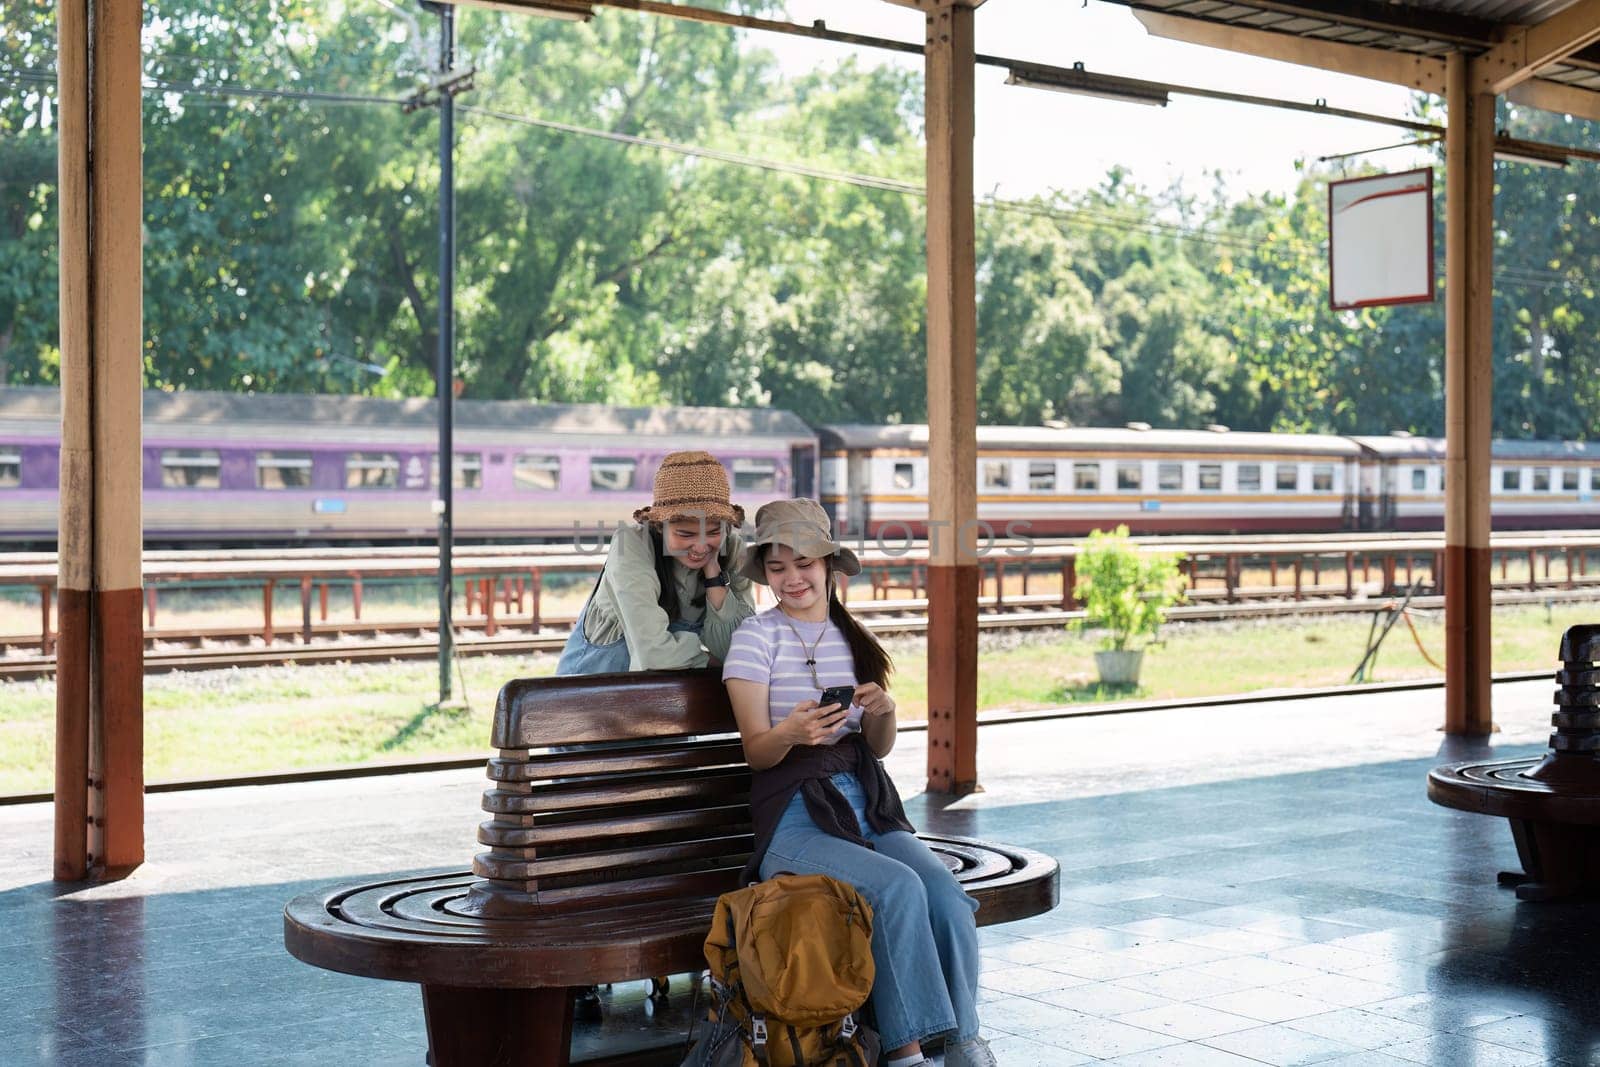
[687, 873, 880, 1067]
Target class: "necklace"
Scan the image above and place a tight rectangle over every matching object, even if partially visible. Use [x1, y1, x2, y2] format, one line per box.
[779, 611, 826, 690]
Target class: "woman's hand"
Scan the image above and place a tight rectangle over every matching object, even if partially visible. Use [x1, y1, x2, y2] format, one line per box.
[701, 556, 722, 579]
[780, 700, 849, 746]
[852, 683, 895, 718]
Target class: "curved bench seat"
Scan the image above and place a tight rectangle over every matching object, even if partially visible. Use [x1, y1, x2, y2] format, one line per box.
[282, 669, 1059, 1066]
[1426, 625, 1600, 902]
[284, 834, 1057, 988]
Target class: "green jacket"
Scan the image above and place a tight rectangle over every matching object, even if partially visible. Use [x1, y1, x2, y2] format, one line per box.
[583, 521, 757, 670]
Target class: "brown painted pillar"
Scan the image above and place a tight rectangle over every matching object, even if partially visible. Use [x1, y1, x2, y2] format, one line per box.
[921, 0, 980, 795]
[1443, 52, 1496, 736]
[54, 0, 145, 880]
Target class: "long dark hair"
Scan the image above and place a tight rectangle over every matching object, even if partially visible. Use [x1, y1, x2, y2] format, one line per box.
[757, 544, 893, 689]
[648, 524, 735, 618]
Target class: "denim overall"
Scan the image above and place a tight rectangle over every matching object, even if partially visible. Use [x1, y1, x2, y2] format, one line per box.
[556, 572, 704, 675]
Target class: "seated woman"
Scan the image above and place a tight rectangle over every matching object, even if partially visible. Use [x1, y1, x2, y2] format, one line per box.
[558, 449, 756, 675]
[721, 499, 995, 1067]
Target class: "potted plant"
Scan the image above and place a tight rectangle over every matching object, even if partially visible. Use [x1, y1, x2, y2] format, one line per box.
[1073, 524, 1184, 686]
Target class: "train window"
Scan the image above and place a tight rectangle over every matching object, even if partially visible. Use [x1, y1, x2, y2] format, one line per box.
[1157, 463, 1183, 491]
[161, 448, 221, 489]
[1238, 464, 1261, 492]
[1312, 465, 1335, 492]
[1276, 465, 1298, 491]
[514, 454, 560, 491]
[345, 452, 399, 489]
[1564, 468, 1581, 492]
[1116, 462, 1141, 491]
[892, 462, 915, 490]
[256, 451, 312, 490]
[1073, 463, 1100, 491]
[591, 458, 637, 492]
[1533, 467, 1551, 492]
[1197, 464, 1222, 491]
[430, 453, 483, 491]
[1411, 468, 1427, 492]
[1028, 461, 1056, 491]
[732, 458, 777, 493]
[982, 461, 1010, 490]
[0, 449, 19, 488]
[1501, 468, 1521, 492]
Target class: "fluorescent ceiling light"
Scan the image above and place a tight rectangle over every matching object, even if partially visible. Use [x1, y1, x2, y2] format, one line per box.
[436, 0, 594, 19]
[1005, 62, 1169, 108]
[1494, 135, 1569, 169]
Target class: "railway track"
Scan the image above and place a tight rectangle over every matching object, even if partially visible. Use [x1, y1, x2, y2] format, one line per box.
[4, 586, 1597, 682]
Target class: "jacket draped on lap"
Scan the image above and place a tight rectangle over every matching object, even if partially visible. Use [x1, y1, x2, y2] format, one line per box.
[741, 733, 915, 886]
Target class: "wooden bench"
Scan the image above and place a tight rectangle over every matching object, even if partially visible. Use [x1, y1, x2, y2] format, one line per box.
[1429, 624, 1600, 901]
[284, 669, 1059, 1067]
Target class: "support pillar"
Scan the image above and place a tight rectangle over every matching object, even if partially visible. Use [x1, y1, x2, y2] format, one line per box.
[54, 0, 145, 880]
[919, 0, 981, 795]
[1443, 52, 1496, 736]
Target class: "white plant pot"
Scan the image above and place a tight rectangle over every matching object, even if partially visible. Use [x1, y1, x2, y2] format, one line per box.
[1094, 649, 1144, 686]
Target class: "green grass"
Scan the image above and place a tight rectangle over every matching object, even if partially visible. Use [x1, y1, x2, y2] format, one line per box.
[1, 604, 1593, 795]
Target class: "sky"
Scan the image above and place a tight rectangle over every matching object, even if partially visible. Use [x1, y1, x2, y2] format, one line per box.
[752, 0, 1437, 203]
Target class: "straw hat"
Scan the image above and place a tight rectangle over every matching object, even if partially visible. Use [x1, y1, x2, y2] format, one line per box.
[737, 499, 861, 585]
[632, 451, 745, 526]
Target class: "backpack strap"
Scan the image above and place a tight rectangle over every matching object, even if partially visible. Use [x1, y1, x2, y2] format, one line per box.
[832, 1014, 867, 1067]
[749, 1014, 770, 1066]
[722, 907, 740, 982]
[785, 1021, 806, 1065]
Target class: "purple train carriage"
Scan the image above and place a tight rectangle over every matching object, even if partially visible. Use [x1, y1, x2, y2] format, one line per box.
[3, 386, 1598, 546]
[0, 388, 817, 546]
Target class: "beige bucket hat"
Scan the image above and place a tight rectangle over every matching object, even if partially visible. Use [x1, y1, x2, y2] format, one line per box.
[737, 499, 861, 585]
[633, 451, 745, 526]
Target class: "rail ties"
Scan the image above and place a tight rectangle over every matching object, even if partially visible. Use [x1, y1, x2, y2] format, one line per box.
[4, 535, 1600, 680]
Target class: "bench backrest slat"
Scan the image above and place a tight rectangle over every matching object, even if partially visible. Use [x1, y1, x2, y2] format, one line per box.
[492, 671, 735, 748]
[472, 669, 758, 911]
[486, 740, 748, 781]
[481, 769, 750, 816]
[476, 834, 754, 881]
[478, 804, 752, 849]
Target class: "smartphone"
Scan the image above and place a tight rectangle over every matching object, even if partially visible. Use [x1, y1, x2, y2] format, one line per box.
[819, 685, 857, 710]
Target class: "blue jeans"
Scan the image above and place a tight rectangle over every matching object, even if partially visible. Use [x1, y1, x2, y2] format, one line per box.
[759, 772, 981, 1051]
[556, 593, 701, 675]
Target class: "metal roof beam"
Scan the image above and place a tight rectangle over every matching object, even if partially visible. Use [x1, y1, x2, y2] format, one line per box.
[1474, 0, 1600, 94]
[1134, 10, 1446, 94]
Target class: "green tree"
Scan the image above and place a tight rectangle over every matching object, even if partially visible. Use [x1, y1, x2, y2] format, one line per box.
[0, 0, 60, 386]
[974, 209, 1115, 425]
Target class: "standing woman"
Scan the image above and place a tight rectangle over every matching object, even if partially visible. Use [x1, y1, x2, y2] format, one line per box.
[558, 449, 757, 676]
[721, 500, 995, 1067]
[559, 450, 757, 1021]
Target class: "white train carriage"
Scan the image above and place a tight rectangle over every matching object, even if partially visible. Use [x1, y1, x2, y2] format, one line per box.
[818, 424, 1361, 537]
[1353, 435, 1600, 531]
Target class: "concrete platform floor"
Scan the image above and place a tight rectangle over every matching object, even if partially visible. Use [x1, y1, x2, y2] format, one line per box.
[3, 676, 1596, 1066]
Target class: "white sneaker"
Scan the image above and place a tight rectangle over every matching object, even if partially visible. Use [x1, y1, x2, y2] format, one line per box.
[942, 1036, 999, 1067]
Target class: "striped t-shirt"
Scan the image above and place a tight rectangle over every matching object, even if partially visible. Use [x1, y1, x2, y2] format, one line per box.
[722, 607, 864, 742]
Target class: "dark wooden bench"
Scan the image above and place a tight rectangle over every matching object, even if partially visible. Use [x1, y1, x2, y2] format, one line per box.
[1429, 624, 1600, 901]
[284, 669, 1059, 1067]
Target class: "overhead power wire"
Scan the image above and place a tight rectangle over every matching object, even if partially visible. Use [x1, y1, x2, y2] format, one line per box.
[3, 64, 1593, 279]
[1, 65, 1265, 251]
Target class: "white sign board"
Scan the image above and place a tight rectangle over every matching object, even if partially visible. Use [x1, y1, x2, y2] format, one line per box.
[1328, 168, 1435, 310]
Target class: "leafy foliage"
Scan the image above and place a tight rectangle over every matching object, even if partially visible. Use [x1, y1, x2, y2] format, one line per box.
[2, 0, 1599, 442]
[1072, 525, 1184, 651]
